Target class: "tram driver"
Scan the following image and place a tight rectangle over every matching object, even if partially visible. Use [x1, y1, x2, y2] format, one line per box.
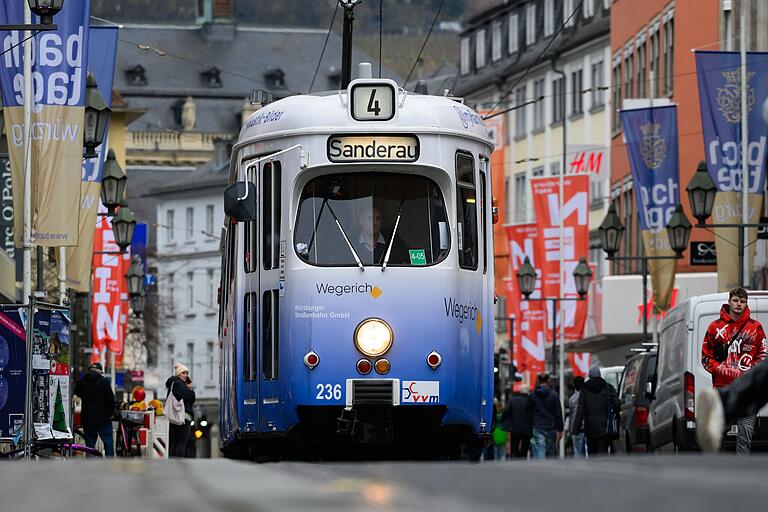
[355, 203, 408, 265]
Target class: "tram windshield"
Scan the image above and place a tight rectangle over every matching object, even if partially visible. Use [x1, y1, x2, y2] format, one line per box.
[295, 172, 450, 267]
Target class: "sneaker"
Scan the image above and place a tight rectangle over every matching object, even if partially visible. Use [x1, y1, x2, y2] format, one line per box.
[696, 387, 725, 453]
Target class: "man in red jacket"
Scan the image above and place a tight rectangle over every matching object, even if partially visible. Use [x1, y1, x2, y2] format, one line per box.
[701, 287, 768, 453]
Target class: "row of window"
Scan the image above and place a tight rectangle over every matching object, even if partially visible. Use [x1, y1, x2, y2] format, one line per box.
[167, 342, 217, 382]
[166, 268, 219, 314]
[460, 0, 610, 76]
[165, 204, 218, 243]
[612, 8, 675, 133]
[512, 58, 605, 138]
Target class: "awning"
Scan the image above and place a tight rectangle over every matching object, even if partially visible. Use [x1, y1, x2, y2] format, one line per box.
[565, 332, 645, 353]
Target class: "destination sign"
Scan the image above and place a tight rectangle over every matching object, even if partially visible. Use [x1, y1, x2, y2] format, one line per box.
[327, 135, 420, 163]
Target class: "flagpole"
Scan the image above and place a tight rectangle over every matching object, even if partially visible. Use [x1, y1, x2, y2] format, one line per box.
[22, 1, 33, 302]
[740, 15, 748, 288]
[558, 77, 566, 461]
[58, 248, 66, 304]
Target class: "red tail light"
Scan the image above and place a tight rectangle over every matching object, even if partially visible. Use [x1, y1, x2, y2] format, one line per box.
[684, 371, 695, 420]
[427, 351, 441, 369]
[634, 405, 648, 427]
[303, 351, 319, 369]
[356, 358, 372, 375]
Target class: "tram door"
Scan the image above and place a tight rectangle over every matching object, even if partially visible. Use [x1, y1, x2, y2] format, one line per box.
[244, 147, 300, 432]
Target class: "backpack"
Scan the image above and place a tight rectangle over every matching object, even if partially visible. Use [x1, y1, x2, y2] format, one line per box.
[166, 381, 186, 426]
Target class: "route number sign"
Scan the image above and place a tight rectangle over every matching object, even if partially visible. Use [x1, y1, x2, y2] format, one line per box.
[351, 83, 395, 121]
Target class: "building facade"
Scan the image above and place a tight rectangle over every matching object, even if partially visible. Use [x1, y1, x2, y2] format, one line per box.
[455, 0, 612, 359]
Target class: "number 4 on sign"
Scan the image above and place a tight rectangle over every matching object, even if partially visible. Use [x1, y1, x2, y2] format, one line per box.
[367, 90, 381, 116]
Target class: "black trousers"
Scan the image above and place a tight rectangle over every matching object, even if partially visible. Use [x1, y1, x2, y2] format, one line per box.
[720, 358, 768, 424]
[586, 436, 610, 456]
[169, 422, 191, 458]
[508, 434, 530, 458]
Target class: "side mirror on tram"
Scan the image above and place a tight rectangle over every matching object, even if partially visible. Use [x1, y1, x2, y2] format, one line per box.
[224, 182, 258, 222]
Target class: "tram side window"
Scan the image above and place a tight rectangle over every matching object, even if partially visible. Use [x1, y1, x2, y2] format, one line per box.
[244, 292, 257, 381]
[456, 153, 478, 270]
[263, 162, 282, 271]
[294, 172, 450, 267]
[263, 289, 279, 380]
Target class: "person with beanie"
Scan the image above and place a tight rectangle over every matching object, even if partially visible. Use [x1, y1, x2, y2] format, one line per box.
[74, 362, 115, 456]
[166, 362, 196, 457]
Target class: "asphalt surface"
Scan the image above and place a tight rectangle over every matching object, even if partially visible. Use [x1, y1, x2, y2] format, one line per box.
[2, 455, 766, 512]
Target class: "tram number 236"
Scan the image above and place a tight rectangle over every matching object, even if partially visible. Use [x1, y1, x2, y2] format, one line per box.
[315, 383, 343, 400]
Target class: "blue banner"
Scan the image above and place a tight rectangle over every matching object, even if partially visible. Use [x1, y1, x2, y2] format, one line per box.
[0, 307, 26, 439]
[0, 1, 90, 108]
[620, 105, 680, 232]
[695, 51, 768, 193]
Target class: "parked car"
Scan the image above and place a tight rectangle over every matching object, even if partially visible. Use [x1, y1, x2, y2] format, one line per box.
[648, 291, 768, 452]
[616, 352, 657, 453]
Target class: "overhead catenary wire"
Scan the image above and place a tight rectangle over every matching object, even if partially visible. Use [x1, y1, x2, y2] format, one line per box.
[0, 31, 40, 58]
[379, 0, 383, 78]
[309, 1, 340, 93]
[403, 0, 445, 88]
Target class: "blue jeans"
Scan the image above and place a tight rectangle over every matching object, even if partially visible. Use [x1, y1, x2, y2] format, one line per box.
[572, 432, 586, 458]
[494, 444, 506, 461]
[531, 428, 557, 459]
[83, 423, 114, 457]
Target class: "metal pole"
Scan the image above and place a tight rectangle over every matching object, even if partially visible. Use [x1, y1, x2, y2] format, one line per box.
[558, 61, 567, 460]
[58, 248, 66, 304]
[23, 295, 34, 459]
[22, 2, 33, 302]
[340, 3, 355, 89]
[508, 314, 515, 374]
[110, 351, 116, 394]
[35, 246, 43, 291]
[551, 299, 557, 377]
[642, 258, 648, 342]
[740, 15, 749, 288]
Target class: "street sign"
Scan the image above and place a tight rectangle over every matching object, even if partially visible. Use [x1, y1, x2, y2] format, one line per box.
[690, 241, 717, 265]
[758, 217, 768, 240]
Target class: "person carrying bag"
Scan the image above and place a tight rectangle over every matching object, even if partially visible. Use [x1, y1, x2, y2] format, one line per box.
[165, 363, 196, 458]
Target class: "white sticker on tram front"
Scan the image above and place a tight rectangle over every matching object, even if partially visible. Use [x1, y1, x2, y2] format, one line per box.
[401, 381, 439, 403]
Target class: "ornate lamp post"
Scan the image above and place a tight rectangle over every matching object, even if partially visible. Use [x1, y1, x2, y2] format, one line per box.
[83, 74, 111, 159]
[27, 0, 64, 25]
[100, 150, 127, 215]
[111, 205, 136, 253]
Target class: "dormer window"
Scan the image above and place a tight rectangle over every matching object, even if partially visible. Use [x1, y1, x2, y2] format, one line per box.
[201, 66, 222, 88]
[264, 68, 286, 89]
[125, 65, 147, 86]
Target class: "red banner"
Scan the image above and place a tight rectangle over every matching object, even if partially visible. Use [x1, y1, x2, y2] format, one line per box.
[505, 224, 546, 376]
[91, 211, 129, 362]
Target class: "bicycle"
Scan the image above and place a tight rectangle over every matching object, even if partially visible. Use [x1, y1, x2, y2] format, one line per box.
[0, 436, 103, 460]
[115, 404, 144, 457]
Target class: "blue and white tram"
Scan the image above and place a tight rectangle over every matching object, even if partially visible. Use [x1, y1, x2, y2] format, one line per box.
[218, 72, 496, 458]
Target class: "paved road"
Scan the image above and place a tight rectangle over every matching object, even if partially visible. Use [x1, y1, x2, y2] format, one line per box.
[2, 455, 766, 512]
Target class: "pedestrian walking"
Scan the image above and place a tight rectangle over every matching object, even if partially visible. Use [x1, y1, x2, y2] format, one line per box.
[700, 287, 767, 454]
[502, 383, 532, 458]
[526, 373, 563, 459]
[73, 362, 115, 457]
[698, 355, 768, 452]
[491, 398, 507, 461]
[568, 376, 586, 458]
[572, 367, 620, 456]
[166, 362, 196, 458]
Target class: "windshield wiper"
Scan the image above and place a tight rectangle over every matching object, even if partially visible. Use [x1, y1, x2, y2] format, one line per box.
[382, 199, 405, 271]
[326, 202, 364, 271]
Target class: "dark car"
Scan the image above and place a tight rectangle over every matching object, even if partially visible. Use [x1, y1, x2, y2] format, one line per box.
[616, 352, 657, 453]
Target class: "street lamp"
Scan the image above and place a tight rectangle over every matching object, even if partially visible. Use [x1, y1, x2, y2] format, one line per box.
[516, 256, 537, 299]
[573, 257, 593, 298]
[686, 161, 717, 224]
[28, 0, 64, 25]
[111, 205, 136, 253]
[516, 258, 592, 375]
[666, 204, 693, 256]
[598, 203, 625, 258]
[125, 255, 145, 296]
[83, 74, 111, 159]
[100, 150, 126, 215]
[130, 290, 146, 318]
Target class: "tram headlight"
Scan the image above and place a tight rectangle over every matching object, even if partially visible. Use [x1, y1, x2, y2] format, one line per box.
[353, 318, 393, 357]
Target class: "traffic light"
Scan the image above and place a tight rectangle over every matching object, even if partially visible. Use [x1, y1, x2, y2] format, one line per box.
[193, 416, 211, 440]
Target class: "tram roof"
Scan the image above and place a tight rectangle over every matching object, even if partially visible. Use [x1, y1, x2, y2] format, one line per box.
[237, 90, 494, 148]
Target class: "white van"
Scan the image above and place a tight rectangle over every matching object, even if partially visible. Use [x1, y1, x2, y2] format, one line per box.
[649, 291, 768, 451]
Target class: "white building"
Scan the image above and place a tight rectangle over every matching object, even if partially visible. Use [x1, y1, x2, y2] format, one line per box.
[146, 167, 226, 423]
